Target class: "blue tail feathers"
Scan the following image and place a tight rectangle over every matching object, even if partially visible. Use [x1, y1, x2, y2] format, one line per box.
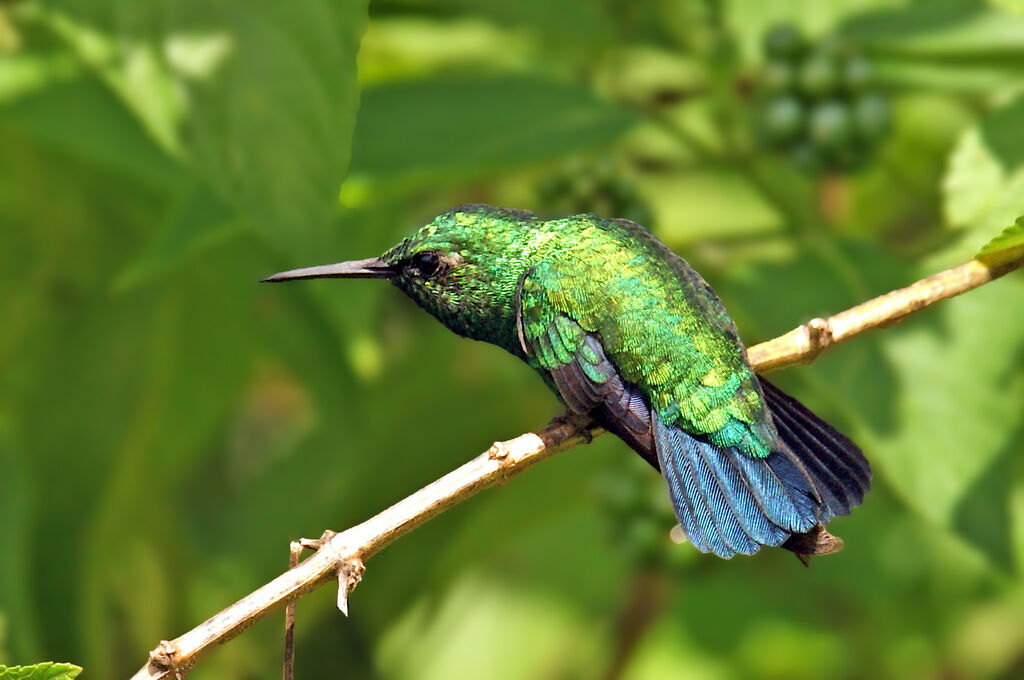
[654, 379, 870, 558]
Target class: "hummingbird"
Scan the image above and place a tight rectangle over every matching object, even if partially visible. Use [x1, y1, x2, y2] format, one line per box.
[264, 204, 870, 559]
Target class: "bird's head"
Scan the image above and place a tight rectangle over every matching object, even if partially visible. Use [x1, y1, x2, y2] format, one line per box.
[263, 205, 542, 351]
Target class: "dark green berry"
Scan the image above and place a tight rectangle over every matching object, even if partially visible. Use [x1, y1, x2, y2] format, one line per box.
[809, 100, 852, 150]
[799, 54, 840, 97]
[762, 60, 797, 93]
[843, 56, 873, 92]
[761, 96, 805, 145]
[852, 92, 891, 142]
[762, 23, 805, 60]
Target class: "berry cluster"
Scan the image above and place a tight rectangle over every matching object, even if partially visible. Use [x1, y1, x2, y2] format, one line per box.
[757, 24, 891, 173]
[535, 158, 654, 227]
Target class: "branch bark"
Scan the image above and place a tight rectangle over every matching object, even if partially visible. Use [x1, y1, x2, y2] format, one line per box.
[130, 248, 1023, 680]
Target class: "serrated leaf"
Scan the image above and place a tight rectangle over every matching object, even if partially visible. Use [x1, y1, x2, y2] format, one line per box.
[0, 663, 82, 680]
[976, 216, 1024, 259]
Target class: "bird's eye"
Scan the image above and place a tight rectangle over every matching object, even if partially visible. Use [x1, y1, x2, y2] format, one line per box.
[411, 252, 442, 278]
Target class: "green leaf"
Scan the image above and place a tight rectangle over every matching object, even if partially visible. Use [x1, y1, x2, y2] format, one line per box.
[115, 184, 241, 291]
[977, 216, 1024, 259]
[944, 95, 1024, 240]
[423, 0, 615, 41]
[179, 0, 368, 260]
[0, 75, 186, 190]
[0, 426, 41, 661]
[643, 168, 784, 245]
[342, 75, 638, 202]
[0, 663, 82, 680]
[20, 0, 370, 262]
[869, 58, 1024, 95]
[840, 3, 1024, 92]
[871, 273, 1024, 572]
[34, 7, 186, 157]
[843, 2, 1024, 56]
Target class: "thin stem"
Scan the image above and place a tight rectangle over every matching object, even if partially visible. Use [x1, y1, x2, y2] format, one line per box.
[283, 542, 301, 680]
[130, 248, 1024, 680]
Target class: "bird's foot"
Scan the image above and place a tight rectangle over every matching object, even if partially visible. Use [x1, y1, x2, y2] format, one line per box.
[548, 411, 596, 444]
[781, 525, 844, 566]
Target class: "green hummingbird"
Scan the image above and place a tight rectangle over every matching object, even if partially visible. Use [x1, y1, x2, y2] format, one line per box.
[264, 205, 870, 559]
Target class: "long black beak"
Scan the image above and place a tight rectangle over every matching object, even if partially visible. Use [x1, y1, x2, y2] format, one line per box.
[261, 257, 395, 282]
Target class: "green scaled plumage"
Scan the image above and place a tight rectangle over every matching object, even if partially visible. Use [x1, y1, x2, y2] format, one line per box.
[386, 205, 774, 457]
[264, 204, 871, 560]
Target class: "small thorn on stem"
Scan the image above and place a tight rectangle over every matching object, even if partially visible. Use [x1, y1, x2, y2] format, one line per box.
[336, 558, 365, 616]
[337, 572, 351, 616]
[298, 530, 365, 616]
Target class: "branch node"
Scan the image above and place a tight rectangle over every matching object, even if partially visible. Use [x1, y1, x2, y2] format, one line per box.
[299, 530, 337, 551]
[149, 641, 177, 670]
[307, 532, 365, 616]
[487, 440, 510, 461]
[803, 317, 833, 361]
[148, 640, 193, 680]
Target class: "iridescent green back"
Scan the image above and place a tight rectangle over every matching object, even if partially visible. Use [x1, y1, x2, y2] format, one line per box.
[518, 214, 777, 458]
[386, 206, 777, 458]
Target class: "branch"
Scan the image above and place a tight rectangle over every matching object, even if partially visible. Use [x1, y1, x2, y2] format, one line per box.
[747, 248, 1023, 371]
[131, 249, 1023, 680]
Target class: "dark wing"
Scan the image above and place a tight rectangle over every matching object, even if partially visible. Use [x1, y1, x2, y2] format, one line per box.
[517, 298, 657, 466]
[759, 378, 871, 522]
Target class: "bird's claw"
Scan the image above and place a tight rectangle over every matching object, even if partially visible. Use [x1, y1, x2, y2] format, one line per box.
[781, 525, 844, 566]
[548, 411, 595, 443]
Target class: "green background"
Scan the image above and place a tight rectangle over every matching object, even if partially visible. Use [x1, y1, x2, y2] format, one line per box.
[2, 0, 1024, 678]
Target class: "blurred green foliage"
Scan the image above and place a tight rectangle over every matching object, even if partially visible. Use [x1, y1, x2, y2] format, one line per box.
[1, 1, 1024, 679]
